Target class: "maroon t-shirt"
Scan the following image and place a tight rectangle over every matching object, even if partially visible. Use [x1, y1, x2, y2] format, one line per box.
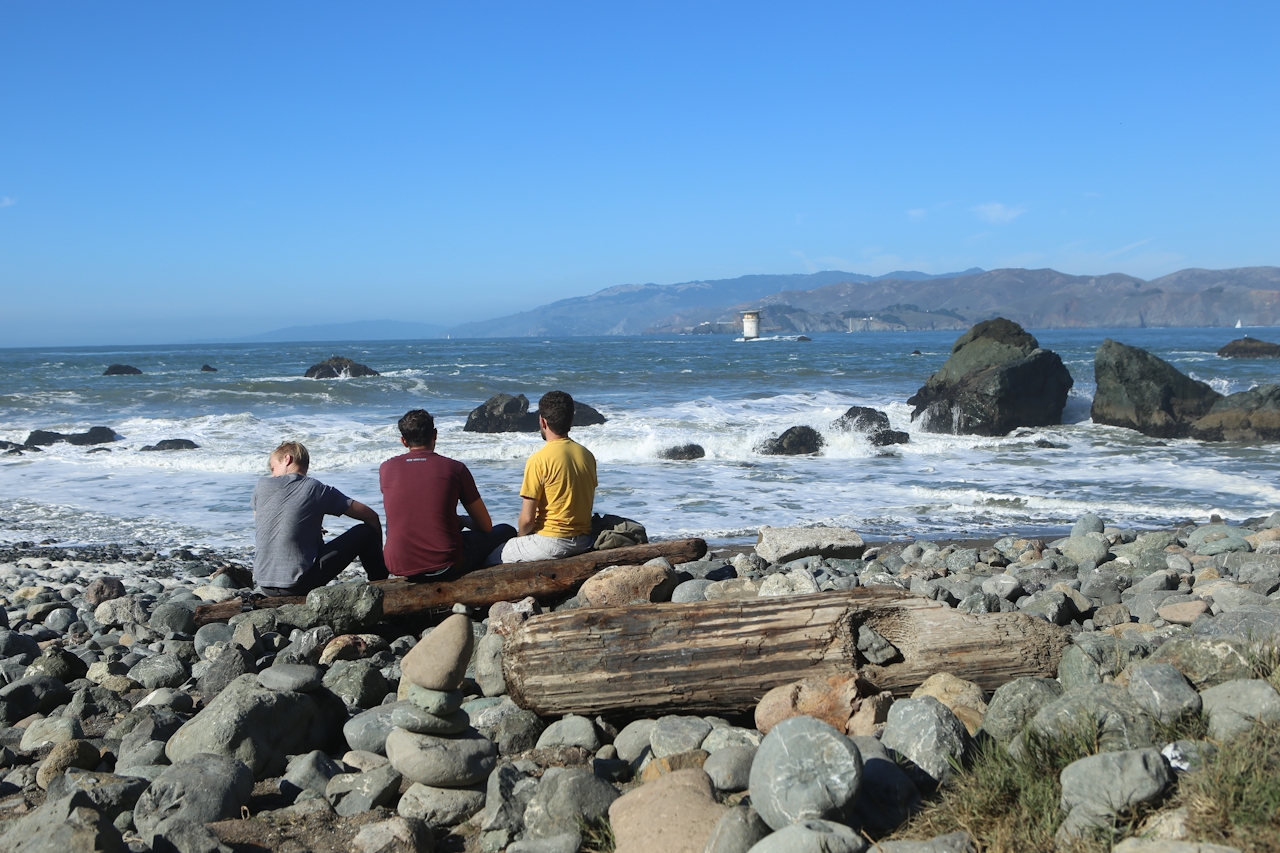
[379, 450, 481, 577]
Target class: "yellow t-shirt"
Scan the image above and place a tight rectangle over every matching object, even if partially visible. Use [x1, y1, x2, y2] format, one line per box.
[520, 438, 597, 538]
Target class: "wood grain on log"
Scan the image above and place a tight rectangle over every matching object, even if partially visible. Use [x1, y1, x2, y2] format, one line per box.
[193, 538, 707, 626]
[504, 587, 1068, 717]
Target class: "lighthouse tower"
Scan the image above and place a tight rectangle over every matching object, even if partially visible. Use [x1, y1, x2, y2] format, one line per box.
[741, 310, 761, 340]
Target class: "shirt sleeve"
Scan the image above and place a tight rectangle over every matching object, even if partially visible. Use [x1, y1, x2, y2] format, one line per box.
[319, 483, 354, 516]
[458, 462, 481, 506]
[519, 453, 543, 501]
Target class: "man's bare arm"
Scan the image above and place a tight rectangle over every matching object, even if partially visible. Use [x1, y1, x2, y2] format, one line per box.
[463, 497, 493, 533]
[517, 497, 538, 537]
[344, 500, 382, 537]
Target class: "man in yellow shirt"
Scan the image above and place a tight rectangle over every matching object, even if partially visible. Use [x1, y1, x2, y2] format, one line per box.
[488, 390, 597, 564]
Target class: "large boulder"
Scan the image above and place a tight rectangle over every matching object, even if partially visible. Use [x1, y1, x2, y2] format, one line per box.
[1189, 384, 1280, 442]
[24, 426, 118, 446]
[1090, 339, 1221, 438]
[165, 673, 347, 779]
[304, 356, 379, 379]
[103, 364, 142, 375]
[907, 318, 1073, 436]
[1218, 337, 1280, 358]
[464, 393, 607, 433]
[132, 755, 254, 842]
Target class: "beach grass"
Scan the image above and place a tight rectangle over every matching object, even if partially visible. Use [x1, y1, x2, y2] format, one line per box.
[884, 708, 1280, 853]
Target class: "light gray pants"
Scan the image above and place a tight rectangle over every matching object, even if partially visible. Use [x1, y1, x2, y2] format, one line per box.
[487, 533, 595, 565]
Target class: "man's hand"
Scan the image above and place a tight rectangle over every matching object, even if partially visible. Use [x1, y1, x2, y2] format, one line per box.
[463, 497, 493, 533]
[345, 500, 382, 538]
[517, 497, 538, 537]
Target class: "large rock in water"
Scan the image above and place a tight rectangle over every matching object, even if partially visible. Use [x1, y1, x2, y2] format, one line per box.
[304, 356, 379, 378]
[830, 406, 909, 446]
[103, 364, 142, 375]
[1091, 339, 1222, 438]
[1189, 384, 1280, 442]
[757, 425, 824, 455]
[906, 318, 1073, 436]
[24, 426, 118, 447]
[463, 393, 607, 433]
[1218, 337, 1280, 358]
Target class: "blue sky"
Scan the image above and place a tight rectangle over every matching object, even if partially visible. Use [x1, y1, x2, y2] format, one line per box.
[2, 2, 1277, 345]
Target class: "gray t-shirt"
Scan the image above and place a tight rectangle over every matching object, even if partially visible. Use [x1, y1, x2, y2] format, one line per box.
[251, 473, 351, 588]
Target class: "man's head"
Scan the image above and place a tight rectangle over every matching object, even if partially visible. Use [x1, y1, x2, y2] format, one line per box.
[398, 409, 437, 448]
[269, 441, 309, 475]
[538, 390, 575, 436]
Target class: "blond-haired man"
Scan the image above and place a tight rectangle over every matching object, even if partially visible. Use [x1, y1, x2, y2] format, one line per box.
[251, 441, 388, 595]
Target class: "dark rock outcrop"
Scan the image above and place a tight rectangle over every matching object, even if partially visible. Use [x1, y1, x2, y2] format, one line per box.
[24, 427, 118, 447]
[201, 364, 218, 372]
[907, 318, 1074, 436]
[658, 444, 706, 461]
[831, 406, 909, 446]
[304, 357, 379, 379]
[1091, 339, 1222, 438]
[463, 394, 607, 433]
[1189, 384, 1280, 442]
[757, 426, 824, 455]
[103, 364, 142, 376]
[464, 394, 540, 433]
[1218, 337, 1280, 358]
[140, 439, 200, 452]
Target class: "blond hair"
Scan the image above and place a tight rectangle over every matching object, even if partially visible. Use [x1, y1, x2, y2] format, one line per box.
[270, 441, 310, 473]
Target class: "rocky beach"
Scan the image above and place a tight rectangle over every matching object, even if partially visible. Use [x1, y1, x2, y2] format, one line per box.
[0, 507, 1275, 853]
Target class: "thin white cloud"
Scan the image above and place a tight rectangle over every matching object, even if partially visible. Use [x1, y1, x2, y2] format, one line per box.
[0, 197, 14, 208]
[791, 249, 819, 273]
[907, 208, 926, 220]
[1103, 238, 1152, 259]
[972, 202, 1027, 224]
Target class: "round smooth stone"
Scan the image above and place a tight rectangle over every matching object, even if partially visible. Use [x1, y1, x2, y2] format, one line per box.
[748, 715, 863, 831]
[405, 683, 465, 716]
[385, 728, 497, 787]
[391, 704, 469, 736]
[257, 663, 323, 693]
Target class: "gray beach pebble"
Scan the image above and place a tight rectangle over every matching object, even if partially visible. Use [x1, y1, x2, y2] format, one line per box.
[650, 715, 712, 758]
[385, 727, 498, 787]
[1200, 679, 1280, 739]
[748, 715, 863, 830]
[880, 697, 968, 787]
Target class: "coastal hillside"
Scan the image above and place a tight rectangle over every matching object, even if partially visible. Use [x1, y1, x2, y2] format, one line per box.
[450, 266, 1280, 337]
[446, 269, 982, 337]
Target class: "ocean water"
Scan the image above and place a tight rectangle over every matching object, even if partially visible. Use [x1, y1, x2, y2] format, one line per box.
[1, 328, 1278, 551]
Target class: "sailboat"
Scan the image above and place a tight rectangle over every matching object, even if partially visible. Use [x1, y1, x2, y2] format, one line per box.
[1236, 320, 1243, 329]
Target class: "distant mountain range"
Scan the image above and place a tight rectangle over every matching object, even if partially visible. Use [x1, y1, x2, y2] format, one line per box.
[447, 269, 984, 337]
[226, 320, 449, 343]
[450, 266, 1280, 337]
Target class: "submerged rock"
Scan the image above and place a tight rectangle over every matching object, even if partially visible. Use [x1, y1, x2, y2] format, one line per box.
[1189, 383, 1280, 442]
[305, 356, 379, 379]
[140, 439, 200, 451]
[757, 425, 824, 455]
[831, 406, 909, 446]
[464, 393, 607, 433]
[24, 426, 118, 447]
[1217, 337, 1280, 358]
[103, 364, 142, 375]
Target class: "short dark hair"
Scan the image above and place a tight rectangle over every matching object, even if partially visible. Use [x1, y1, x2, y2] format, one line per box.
[538, 390, 575, 434]
[398, 409, 436, 447]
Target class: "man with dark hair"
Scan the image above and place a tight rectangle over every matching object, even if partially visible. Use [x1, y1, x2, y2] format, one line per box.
[381, 409, 513, 578]
[488, 390, 597, 564]
[251, 441, 388, 595]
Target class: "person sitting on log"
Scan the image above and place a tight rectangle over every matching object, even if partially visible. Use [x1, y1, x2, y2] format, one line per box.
[487, 390, 598, 564]
[251, 441, 388, 595]
[380, 409, 514, 579]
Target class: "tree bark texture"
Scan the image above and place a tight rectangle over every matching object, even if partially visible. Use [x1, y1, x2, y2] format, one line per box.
[504, 587, 1068, 717]
[194, 538, 707, 626]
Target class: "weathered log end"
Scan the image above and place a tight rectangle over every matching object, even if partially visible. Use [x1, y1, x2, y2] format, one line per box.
[504, 588, 1070, 717]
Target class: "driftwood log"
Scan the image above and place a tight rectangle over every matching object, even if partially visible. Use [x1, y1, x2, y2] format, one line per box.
[504, 587, 1069, 717]
[194, 538, 707, 626]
